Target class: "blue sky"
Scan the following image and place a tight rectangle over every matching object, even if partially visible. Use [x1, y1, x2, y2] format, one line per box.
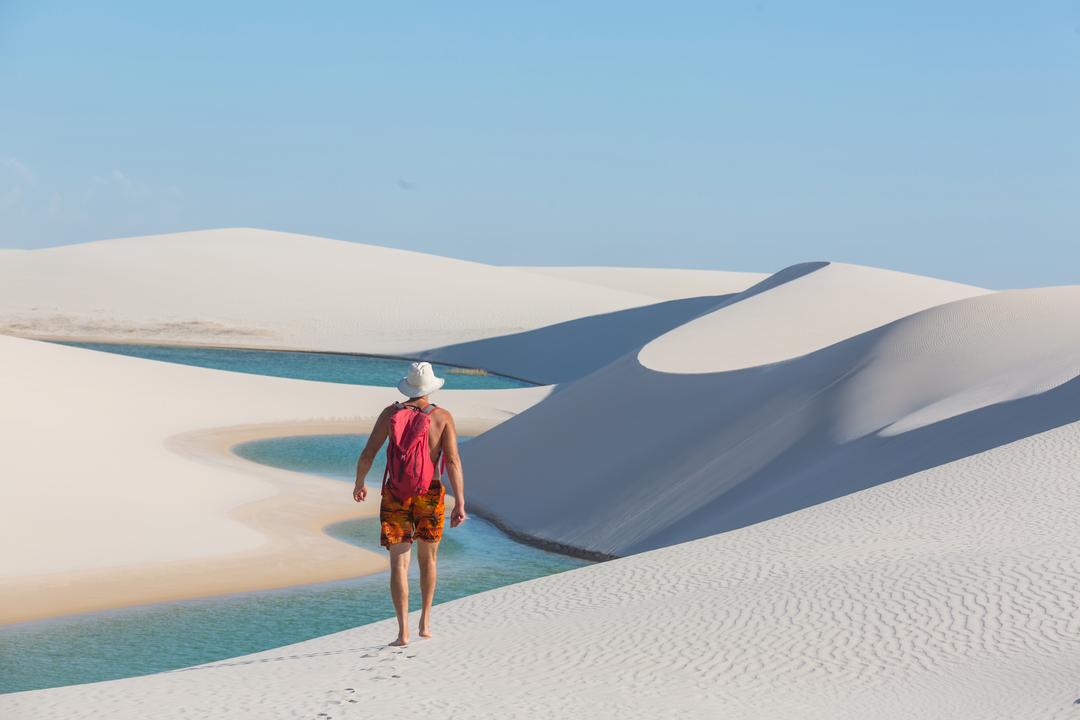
[1, 1, 1077, 288]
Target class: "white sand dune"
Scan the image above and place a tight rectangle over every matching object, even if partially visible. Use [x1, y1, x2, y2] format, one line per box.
[0, 335, 551, 623]
[0, 229, 748, 364]
[461, 271, 1079, 557]
[6, 420, 1080, 719]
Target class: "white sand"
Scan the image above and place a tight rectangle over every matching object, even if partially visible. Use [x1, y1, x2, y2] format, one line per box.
[6, 421, 1080, 719]
[0, 334, 551, 622]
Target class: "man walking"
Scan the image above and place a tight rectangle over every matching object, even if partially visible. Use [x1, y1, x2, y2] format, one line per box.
[353, 361, 466, 646]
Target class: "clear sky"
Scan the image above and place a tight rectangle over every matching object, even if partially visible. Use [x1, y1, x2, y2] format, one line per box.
[1, 1, 1077, 288]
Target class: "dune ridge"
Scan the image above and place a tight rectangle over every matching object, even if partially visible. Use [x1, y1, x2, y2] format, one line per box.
[461, 270, 1077, 557]
[638, 260, 987, 373]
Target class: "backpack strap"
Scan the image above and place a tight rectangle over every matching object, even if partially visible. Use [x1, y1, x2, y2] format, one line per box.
[394, 401, 437, 414]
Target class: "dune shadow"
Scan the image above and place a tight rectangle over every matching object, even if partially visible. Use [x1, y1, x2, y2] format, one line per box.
[413, 262, 829, 386]
[413, 294, 731, 386]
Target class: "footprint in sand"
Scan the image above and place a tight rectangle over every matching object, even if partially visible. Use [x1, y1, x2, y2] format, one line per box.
[316, 653, 416, 715]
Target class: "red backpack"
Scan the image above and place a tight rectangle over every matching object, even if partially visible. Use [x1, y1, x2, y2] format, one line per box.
[381, 401, 446, 501]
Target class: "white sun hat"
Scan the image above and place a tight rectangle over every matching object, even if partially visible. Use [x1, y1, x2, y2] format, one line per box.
[397, 361, 445, 398]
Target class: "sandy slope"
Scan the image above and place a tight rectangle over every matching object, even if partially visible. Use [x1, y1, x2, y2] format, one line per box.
[461, 270, 1080, 557]
[6, 421, 1080, 719]
[0, 229, 743, 363]
[0, 335, 551, 623]
[638, 261, 986, 372]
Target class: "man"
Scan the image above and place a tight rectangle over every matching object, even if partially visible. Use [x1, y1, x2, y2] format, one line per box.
[353, 361, 466, 647]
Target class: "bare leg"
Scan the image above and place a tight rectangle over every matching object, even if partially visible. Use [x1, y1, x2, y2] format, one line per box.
[387, 542, 412, 646]
[417, 540, 439, 638]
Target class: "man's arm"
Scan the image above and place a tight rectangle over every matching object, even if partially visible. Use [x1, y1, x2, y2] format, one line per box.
[353, 405, 393, 502]
[441, 412, 467, 527]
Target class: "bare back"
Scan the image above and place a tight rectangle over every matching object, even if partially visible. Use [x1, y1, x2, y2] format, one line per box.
[423, 405, 453, 467]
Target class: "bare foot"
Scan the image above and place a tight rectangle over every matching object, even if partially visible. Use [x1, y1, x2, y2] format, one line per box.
[388, 636, 409, 647]
[419, 617, 433, 638]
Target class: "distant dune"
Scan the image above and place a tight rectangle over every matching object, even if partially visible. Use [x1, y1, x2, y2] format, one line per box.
[0, 229, 760, 365]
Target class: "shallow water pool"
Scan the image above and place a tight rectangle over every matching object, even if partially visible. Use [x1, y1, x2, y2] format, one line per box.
[0, 435, 586, 694]
[50, 341, 537, 389]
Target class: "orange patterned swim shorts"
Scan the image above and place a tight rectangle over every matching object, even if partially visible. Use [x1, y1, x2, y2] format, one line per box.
[379, 478, 446, 547]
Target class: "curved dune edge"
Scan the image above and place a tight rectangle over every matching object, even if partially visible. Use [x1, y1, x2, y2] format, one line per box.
[0, 419, 481, 627]
[637, 261, 987, 374]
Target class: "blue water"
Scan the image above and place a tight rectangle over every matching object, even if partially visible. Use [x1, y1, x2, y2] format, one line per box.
[0, 435, 587, 694]
[233, 433, 394, 481]
[50, 341, 537, 389]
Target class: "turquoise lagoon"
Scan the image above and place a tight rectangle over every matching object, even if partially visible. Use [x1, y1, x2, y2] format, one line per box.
[51, 341, 537, 389]
[0, 434, 586, 694]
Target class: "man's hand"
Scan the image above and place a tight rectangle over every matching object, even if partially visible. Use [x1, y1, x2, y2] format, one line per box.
[450, 503, 467, 528]
[353, 483, 367, 502]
